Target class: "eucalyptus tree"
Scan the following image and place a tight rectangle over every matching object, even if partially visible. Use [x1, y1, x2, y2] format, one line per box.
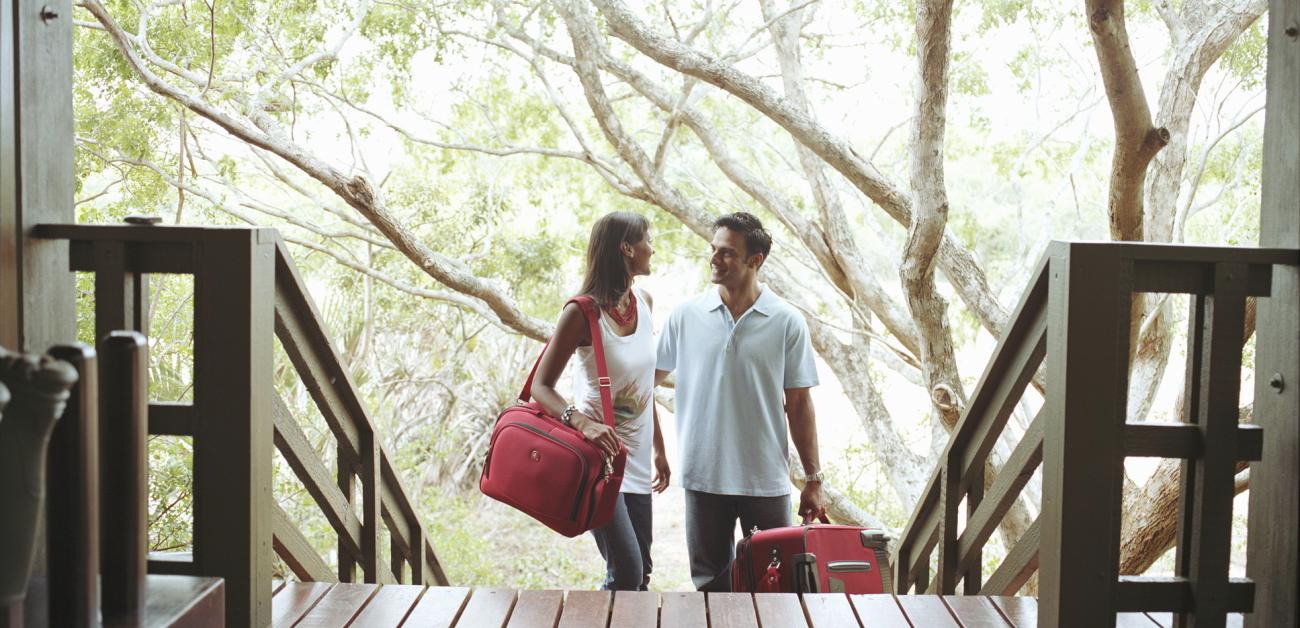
[73, 0, 1267, 577]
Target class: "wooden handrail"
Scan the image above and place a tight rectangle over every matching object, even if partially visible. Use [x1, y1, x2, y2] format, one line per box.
[272, 239, 447, 586]
[894, 251, 1051, 594]
[893, 241, 1298, 626]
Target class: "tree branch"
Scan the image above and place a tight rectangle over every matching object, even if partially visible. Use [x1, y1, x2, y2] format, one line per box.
[588, 0, 1010, 336]
[81, 0, 552, 342]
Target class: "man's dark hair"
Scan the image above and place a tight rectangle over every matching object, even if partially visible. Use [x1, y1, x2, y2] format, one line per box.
[714, 212, 772, 259]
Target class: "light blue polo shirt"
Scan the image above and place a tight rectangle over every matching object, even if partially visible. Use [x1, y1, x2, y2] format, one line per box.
[657, 284, 819, 496]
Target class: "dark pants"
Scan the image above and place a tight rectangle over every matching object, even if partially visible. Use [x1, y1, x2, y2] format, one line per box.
[684, 490, 791, 592]
[590, 492, 653, 591]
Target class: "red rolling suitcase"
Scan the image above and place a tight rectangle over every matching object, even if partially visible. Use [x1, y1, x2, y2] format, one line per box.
[731, 516, 891, 594]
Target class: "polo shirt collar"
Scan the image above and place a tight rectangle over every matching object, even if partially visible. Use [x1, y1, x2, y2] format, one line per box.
[705, 284, 773, 316]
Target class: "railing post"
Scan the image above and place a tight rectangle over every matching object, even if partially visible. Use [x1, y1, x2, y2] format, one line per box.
[45, 344, 99, 628]
[1177, 263, 1248, 628]
[191, 231, 274, 628]
[1040, 242, 1131, 628]
[410, 525, 423, 584]
[937, 463, 960, 594]
[338, 452, 356, 583]
[964, 472, 984, 594]
[98, 332, 148, 620]
[361, 429, 380, 582]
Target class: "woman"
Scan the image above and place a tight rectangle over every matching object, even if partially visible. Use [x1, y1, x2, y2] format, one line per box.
[529, 211, 671, 591]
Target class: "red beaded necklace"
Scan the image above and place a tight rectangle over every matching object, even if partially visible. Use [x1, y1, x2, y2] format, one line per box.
[607, 290, 637, 327]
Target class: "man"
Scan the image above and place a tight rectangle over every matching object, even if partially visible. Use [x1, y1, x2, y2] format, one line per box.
[656, 212, 827, 592]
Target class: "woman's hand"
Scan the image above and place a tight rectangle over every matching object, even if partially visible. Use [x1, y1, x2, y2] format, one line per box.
[652, 452, 671, 493]
[574, 413, 621, 457]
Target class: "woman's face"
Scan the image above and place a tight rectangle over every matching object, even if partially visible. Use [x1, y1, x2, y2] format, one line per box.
[625, 230, 655, 277]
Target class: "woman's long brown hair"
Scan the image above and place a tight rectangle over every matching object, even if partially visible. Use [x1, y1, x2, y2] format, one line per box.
[579, 212, 649, 310]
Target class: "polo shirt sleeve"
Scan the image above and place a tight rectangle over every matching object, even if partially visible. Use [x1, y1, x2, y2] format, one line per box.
[656, 307, 679, 372]
[783, 313, 819, 389]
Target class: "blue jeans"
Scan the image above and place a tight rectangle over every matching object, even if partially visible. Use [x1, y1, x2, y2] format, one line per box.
[590, 492, 653, 591]
[684, 490, 791, 591]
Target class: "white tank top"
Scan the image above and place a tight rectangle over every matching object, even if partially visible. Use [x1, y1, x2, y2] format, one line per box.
[572, 290, 656, 494]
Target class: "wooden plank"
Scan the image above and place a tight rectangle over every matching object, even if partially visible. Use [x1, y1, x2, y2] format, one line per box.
[752, 593, 807, 628]
[848, 595, 908, 628]
[706, 593, 758, 628]
[294, 583, 378, 627]
[1039, 243, 1130, 626]
[271, 502, 337, 583]
[110, 574, 224, 628]
[271, 582, 333, 627]
[981, 518, 1039, 596]
[801, 593, 858, 628]
[191, 232, 276, 628]
[1114, 577, 1254, 613]
[399, 586, 470, 628]
[453, 589, 516, 628]
[505, 590, 563, 628]
[273, 393, 364, 563]
[45, 345, 100, 628]
[1129, 259, 1275, 296]
[556, 590, 611, 628]
[273, 581, 287, 596]
[958, 415, 1042, 575]
[98, 333, 148, 618]
[895, 595, 959, 626]
[608, 591, 658, 628]
[1247, 7, 1300, 627]
[987, 596, 1036, 628]
[942, 596, 1010, 627]
[347, 584, 425, 627]
[149, 402, 195, 436]
[659, 592, 707, 628]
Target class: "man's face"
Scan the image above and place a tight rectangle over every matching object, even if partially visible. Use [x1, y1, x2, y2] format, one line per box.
[709, 227, 761, 285]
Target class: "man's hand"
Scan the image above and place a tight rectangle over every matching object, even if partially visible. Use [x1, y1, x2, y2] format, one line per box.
[798, 481, 827, 523]
[652, 452, 671, 493]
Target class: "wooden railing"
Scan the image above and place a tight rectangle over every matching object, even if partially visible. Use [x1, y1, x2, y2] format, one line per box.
[892, 241, 1298, 627]
[41, 334, 225, 627]
[34, 223, 447, 627]
[272, 239, 448, 587]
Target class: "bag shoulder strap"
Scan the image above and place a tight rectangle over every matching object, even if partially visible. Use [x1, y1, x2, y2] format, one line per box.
[518, 295, 617, 428]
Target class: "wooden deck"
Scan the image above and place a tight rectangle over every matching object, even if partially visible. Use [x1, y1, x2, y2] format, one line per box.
[269, 583, 1241, 627]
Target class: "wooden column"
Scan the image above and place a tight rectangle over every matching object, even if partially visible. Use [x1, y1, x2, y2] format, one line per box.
[1245, 1, 1299, 626]
[191, 231, 275, 628]
[1, 2, 76, 626]
[1039, 242, 1131, 628]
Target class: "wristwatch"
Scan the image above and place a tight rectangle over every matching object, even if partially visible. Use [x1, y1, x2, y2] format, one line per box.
[803, 470, 824, 483]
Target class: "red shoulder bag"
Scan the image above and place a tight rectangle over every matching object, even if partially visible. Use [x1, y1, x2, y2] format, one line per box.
[479, 296, 628, 537]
